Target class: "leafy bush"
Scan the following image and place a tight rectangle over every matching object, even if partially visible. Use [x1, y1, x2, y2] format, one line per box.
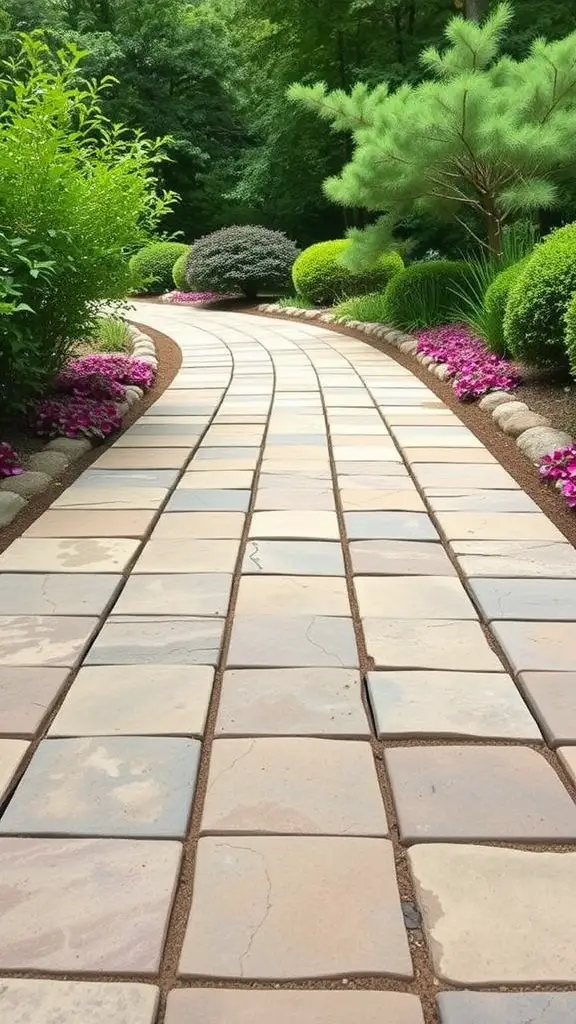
[332, 291, 389, 322]
[382, 260, 477, 331]
[91, 317, 132, 353]
[130, 242, 188, 294]
[172, 250, 191, 291]
[483, 260, 529, 356]
[564, 293, 576, 378]
[185, 225, 298, 298]
[292, 240, 403, 305]
[0, 35, 173, 420]
[504, 224, 576, 368]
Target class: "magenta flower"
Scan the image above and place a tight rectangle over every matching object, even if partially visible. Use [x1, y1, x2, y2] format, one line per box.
[539, 445, 576, 511]
[29, 397, 123, 440]
[0, 442, 24, 478]
[415, 324, 519, 401]
[166, 291, 234, 304]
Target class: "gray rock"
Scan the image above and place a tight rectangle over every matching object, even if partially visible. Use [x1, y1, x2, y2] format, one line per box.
[502, 410, 551, 438]
[0, 491, 27, 528]
[435, 364, 451, 381]
[0, 471, 52, 498]
[125, 385, 144, 403]
[46, 437, 93, 459]
[399, 339, 418, 355]
[478, 390, 516, 412]
[132, 342, 155, 357]
[319, 312, 335, 322]
[115, 401, 130, 417]
[492, 400, 529, 426]
[517, 426, 574, 463]
[27, 451, 70, 478]
[421, 354, 435, 367]
[303, 309, 321, 319]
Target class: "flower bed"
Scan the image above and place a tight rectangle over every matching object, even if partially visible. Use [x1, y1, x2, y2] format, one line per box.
[540, 446, 576, 509]
[415, 325, 519, 400]
[0, 443, 23, 479]
[161, 290, 236, 305]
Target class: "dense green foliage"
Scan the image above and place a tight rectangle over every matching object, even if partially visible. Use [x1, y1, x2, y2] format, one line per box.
[0, 35, 171, 418]
[129, 242, 188, 294]
[185, 225, 298, 298]
[292, 241, 403, 306]
[172, 250, 191, 291]
[563, 293, 576, 377]
[332, 292, 390, 324]
[91, 317, 132, 353]
[504, 225, 576, 367]
[382, 260, 477, 331]
[483, 259, 529, 355]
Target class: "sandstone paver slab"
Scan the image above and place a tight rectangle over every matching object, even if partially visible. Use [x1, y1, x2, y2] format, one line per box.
[452, 540, 576, 577]
[23, 510, 156, 538]
[519, 672, 576, 746]
[355, 576, 475, 619]
[493, 621, 576, 673]
[202, 737, 386, 835]
[558, 746, 576, 785]
[0, 573, 122, 616]
[0, 980, 159, 1024]
[435, 512, 563, 542]
[344, 512, 438, 541]
[412, 463, 518, 489]
[0, 740, 28, 801]
[112, 573, 232, 616]
[93, 447, 189, 469]
[133, 539, 239, 573]
[228, 616, 358, 667]
[179, 835, 412, 979]
[402, 447, 496, 463]
[363, 618, 502, 671]
[368, 671, 540, 740]
[387, 745, 576, 842]
[51, 487, 168, 509]
[470, 578, 576, 621]
[74, 469, 178, 488]
[426, 488, 538, 513]
[242, 540, 344, 575]
[350, 540, 455, 576]
[0, 668, 69, 736]
[86, 616, 224, 665]
[152, 513, 245, 539]
[409, 843, 576, 983]
[167, 490, 250, 512]
[255, 489, 336, 511]
[50, 665, 213, 737]
[0, 538, 140, 573]
[0, 616, 98, 667]
[0, 836, 180, 972]
[437, 992, 576, 1024]
[340, 489, 425, 512]
[250, 512, 339, 540]
[216, 668, 368, 737]
[392, 426, 482, 448]
[179, 471, 253, 489]
[165, 989, 424, 1024]
[0, 736, 200, 838]
[236, 576, 349, 616]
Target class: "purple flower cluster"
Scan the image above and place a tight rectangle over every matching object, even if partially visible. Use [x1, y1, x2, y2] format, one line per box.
[30, 397, 123, 440]
[415, 325, 519, 401]
[0, 442, 23, 478]
[57, 354, 155, 395]
[165, 291, 233, 304]
[539, 446, 576, 509]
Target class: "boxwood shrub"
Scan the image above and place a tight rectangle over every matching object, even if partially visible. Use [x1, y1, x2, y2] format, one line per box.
[482, 258, 529, 356]
[129, 241, 188, 294]
[382, 260, 477, 331]
[172, 249, 191, 291]
[292, 239, 403, 306]
[185, 225, 298, 298]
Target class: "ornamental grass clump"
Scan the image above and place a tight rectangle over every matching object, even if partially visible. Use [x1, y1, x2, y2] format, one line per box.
[416, 325, 519, 400]
[539, 446, 576, 509]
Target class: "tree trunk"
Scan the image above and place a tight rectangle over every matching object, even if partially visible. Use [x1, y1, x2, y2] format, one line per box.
[464, 0, 486, 22]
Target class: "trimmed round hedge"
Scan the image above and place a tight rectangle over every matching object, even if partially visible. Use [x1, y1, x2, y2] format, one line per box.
[185, 225, 298, 298]
[129, 241, 188, 294]
[382, 260, 477, 331]
[172, 249, 191, 291]
[482, 258, 529, 356]
[563, 292, 576, 377]
[504, 224, 576, 368]
[292, 240, 403, 306]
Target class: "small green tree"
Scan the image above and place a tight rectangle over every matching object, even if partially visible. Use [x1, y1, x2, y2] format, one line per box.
[289, 3, 576, 261]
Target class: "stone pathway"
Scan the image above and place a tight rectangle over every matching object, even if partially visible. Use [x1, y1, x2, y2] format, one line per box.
[0, 304, 576, 1024]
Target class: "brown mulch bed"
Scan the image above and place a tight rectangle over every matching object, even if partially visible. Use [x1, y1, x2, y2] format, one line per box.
[515, 365, 576, 438]
[0, 323, 182, 554]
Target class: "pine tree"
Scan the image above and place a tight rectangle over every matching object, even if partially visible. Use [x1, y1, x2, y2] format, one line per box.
[289, 3, 576, 260]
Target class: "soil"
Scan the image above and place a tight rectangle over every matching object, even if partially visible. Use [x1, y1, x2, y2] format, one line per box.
[515, 364, 576, 437]
[0, 323, 182, 554]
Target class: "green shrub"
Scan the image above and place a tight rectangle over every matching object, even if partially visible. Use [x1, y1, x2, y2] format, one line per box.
[382, 260, 477, 331]
[0, 35, 173, 418]
[483, 259, 529, 355]
[292, 239, 403, 305]
[564, 293, 576, 377]
[277, 295, 314, 309]
[130, 241, 188, 294]
[333, 291, 389, 323]
[172, 249, 191, 291]
[91, 316, 131, 353]
[185, 225, 298, 298]
[504, 224, 576, 368]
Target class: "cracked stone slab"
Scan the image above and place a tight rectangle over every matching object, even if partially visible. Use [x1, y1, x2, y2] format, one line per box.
[435, 512, 563, 542]
[0, 979, 160, 1024]
[242, 540, 344, 575]
[235, 577, 350, 617]
[227, 616, 358, 668]
[86, 616, 224, 665]
[112, 574, 232, 616]
[23, 510, 156, 538]
[355, 576, 475, 619]
[0, 538, 140, 573]
[519, 672, 576, 746]
[0, 668, 70, 736]
[0, 837, 180, 972]
[363, 619, 502, 671]
[493, 621, 576, 673]
[51, 487, 169, 509]
[201, 737, 387, 835]
[165, 989, 424, 1024]
[451, 540, 576, 578]
[0, 740, 28, 801]
[133, 539, 239, 572]
[368, 671, 540, 741]
[425, 488, 539, 513]
[0, 616, 98, 667]
[350, 540, 456, 576]
[167, 490, 250, 512]
[437, 991, 576, 1024]
[340, 489, 426, 512]
[216, 668, 368, 737]
[344, 512, 439, 541]
[179, 836, 412, 979]
[409, 844, 576, 984]
[0, 736, 201, 838]
[387, 745, 576, 842]
[470, 578, 576, 621]
[152, 513, 246, 539]
[0, 573, 122, 616]
[50, 665, 213, 737]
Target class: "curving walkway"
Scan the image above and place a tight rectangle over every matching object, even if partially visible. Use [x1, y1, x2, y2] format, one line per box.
[0, 304, 576, 1023]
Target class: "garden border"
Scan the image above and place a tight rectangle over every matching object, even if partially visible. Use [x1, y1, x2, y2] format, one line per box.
[0, 325, 158, 530]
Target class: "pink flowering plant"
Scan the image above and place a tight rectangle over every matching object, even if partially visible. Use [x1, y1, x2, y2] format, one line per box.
[30, 396, 123, 440]
[416, 324, 519, 400]
[165, 291, 235, 304]
[539, 446, 576, 509]
[0, 442, 23, 477]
